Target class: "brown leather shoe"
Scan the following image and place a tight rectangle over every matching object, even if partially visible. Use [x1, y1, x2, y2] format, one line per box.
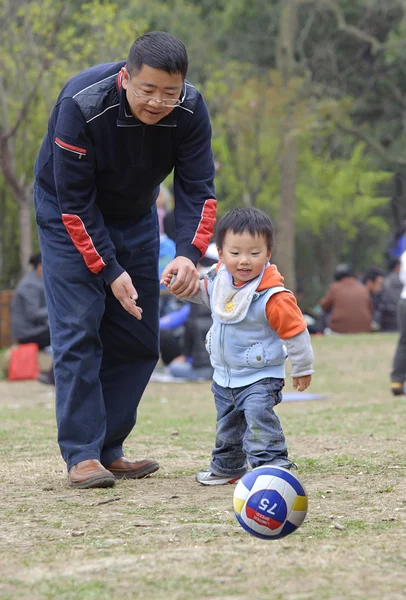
[106, 457, 160, 479]
[68, 459, 116, 489]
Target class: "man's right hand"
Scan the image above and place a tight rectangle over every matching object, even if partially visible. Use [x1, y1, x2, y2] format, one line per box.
[110, 272, 143, 320]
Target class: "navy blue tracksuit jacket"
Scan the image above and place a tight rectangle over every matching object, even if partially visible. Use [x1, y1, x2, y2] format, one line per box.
[34, 62, 217, 469]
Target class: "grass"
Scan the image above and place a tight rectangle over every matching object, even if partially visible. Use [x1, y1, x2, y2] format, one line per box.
[0, 333, 405, 600]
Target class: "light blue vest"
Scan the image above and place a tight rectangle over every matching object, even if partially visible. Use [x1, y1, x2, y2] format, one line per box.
[206, 268, 289, 388]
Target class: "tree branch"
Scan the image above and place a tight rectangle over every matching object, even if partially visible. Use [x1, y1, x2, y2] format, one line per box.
[317, 0, 406, 55]
[296, 8, 316, 84]
[296, 0, 406, 55]
[337, 123, 406, 167]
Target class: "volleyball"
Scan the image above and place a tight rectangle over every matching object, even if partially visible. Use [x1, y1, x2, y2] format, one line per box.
[233, 465, 308, 540]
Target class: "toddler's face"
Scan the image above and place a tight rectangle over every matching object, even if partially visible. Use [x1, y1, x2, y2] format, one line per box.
[218, 231, 271, 284]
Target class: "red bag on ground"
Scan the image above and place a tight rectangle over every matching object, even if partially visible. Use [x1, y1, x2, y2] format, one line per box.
[7, 343, 40, 381]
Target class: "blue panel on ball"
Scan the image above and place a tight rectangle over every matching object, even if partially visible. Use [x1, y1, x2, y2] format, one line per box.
[239, 470, 261, 491]
[248, 467, 305, 496]
[270, 520, 298, 539]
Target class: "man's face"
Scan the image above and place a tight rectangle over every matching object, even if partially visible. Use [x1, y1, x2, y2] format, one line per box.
[121, 65, 184, 125]
[372, 276, 384, 294]
[366, 276, 384, 294]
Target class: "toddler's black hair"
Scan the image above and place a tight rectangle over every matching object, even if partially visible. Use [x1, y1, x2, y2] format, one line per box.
[216, 207, 274, 251]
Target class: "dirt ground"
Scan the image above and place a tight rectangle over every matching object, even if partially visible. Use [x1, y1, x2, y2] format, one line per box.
[0, 334, 405, 600]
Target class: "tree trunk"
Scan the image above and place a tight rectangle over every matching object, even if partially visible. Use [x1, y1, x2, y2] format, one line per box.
[274, 0, 298, 292]
[18, 195, 33, 275]
[276, 128, 297, 290]
[242, 191, 253, 207]
[316, 238, 337, 285]
[0, 136, 33, 275]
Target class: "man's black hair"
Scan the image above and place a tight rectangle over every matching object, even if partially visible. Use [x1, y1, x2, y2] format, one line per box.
[216, 208, 275, 251]
[363, 267, 385, 284]
[29, 253, 42, 268]
[334, 264, 353, 281]
[127, 31, 188, 78]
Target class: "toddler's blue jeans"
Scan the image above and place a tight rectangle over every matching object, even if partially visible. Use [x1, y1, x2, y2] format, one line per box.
[210, 378, 288, 477]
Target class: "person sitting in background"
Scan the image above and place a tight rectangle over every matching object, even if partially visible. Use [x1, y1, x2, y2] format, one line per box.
[10, 253, 54, 384]
[163, 208, 176, 243]
[362, 267, 385, 329]
[168, 302, 214, 380]
[377, 259, 402, 332]
[11, 253, 49, 348]
[318, 264, 373, 333]
[159, 302, 190, 365]
[295, 277, 324, 335]
[164, 243, 218, 380]
[158, 229, 177, 318]
[156, 184, 172, 235]
[162, 183, 176, 242]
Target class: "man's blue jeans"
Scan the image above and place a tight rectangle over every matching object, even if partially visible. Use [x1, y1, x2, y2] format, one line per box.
[210, 378, 288, 477]
[34, 183, 160, 470]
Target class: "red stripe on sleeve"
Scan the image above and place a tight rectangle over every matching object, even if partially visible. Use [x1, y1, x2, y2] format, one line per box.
[55, 137, 87, 155]
[192, 199, 217, 256]
[62, 214, 106, 273]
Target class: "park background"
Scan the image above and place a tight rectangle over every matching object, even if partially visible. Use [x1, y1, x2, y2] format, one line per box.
[2, 0, 406, 302]
[0, 334, 405, 599]
[0, 2, 405, 599]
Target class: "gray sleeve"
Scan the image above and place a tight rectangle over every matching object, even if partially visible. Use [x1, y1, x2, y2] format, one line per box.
[22, 284, 48, 325]
[285, 329, 314, 377]
[183, 278, 211, 308]
[33, 306, 49, 323]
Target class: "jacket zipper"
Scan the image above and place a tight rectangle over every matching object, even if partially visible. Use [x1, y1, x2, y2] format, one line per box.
[141, 125, 145, 157]
[219, 324, 231, 387]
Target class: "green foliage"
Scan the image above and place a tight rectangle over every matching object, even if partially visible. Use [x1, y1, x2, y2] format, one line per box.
[0, 179, 19, 288]
[204, 64, 315, 216]
[0, 0, 146, 285]
[298, 142, 391, 240]
[1, 1, 141, 129]
[1, 0, 405, 291]
[296, 142, 391, 283]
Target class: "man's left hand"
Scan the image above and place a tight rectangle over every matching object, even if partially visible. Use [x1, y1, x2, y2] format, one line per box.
[160, 256, 200, 298]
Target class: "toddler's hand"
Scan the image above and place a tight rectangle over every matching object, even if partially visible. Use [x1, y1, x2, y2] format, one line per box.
[161, 273, 175, 290]
[293, 375, 311, 392]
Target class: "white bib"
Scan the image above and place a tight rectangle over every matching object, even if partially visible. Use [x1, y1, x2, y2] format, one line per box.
[210, 265, 266, 324]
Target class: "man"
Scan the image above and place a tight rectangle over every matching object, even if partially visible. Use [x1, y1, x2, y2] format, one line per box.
[318, 264, 373, 333]
[10, 253, 54, 385]
[362, 267, 385, 329]
[377, 259, 402, 332]
[11, 253, 49, 350]
[391, 251, 406, 395]
[34, 32, 217, 488]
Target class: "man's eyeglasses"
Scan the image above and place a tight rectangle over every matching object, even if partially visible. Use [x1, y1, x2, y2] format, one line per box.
[129, 79, 185, 108]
